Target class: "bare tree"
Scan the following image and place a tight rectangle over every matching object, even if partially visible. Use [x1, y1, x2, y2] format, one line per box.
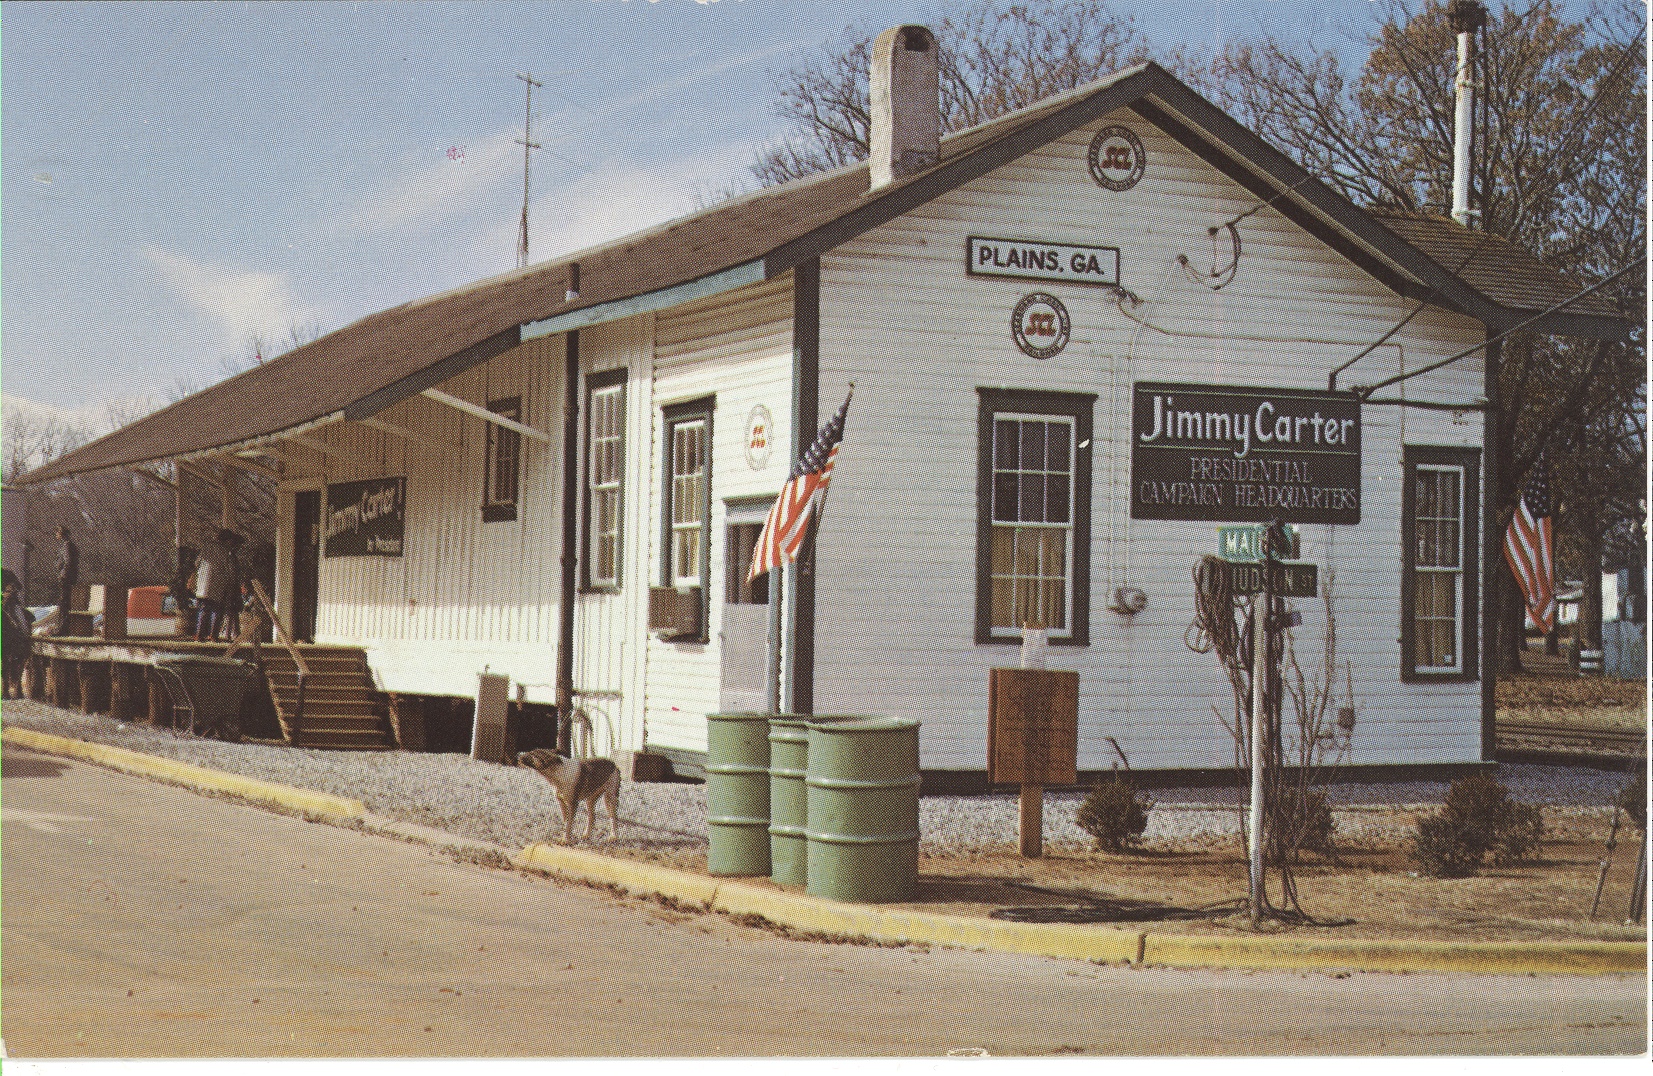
[1184, 0, 1646, 670]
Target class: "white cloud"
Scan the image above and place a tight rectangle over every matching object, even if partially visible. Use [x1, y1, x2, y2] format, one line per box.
[334, 131, 520, 240]
[142, 247, 319, 352]
[468, 139, 766, 270]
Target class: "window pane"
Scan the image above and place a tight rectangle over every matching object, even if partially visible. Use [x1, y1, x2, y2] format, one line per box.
[1019, 472, 1044, 522]
[1047, 421, 1070, 472]
[994, 472, 1019, 522]
[1019, 422, 1045, 474]
[1046, 473, 1069, 524]
[991, 526, 1015, 574]
[1439, 521, 1460, 569]
[996, 419, 1018, 471]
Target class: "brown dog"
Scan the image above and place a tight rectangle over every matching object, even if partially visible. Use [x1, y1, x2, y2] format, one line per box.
[517, 749, 621, 845]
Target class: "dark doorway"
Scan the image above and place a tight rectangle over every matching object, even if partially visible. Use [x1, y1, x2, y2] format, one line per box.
[291, 490, 321, 643]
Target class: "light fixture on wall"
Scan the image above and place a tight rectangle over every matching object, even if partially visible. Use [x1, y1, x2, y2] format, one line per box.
[565, 261, 580, 303]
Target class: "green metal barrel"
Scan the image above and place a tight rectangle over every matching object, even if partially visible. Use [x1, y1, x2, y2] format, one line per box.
[768, 714, 857, 886]
[805, 717, 921, 903]
[767, 716, 812, 886]
[704, 712, 772, 876]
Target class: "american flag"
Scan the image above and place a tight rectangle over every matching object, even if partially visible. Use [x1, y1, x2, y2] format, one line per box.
[1503, 459, 1556, 634]
[748, 386, 853, 583]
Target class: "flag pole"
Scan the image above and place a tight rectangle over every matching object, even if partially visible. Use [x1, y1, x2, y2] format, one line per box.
[767, 562, 785, 715]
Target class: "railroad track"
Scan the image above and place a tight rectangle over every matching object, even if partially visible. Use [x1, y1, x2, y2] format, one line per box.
[1496, 719, 1647, 755]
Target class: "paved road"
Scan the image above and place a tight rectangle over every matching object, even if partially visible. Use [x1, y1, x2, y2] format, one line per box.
[3, 745, 1646, 1058]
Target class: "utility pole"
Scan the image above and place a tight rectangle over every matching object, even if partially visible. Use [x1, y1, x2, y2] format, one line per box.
[515, 72, 543, 269]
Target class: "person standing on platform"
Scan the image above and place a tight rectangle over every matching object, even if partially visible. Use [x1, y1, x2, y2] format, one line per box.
[193, 531, 230, 642]
[214, 530, 244, 641]
[53, 526, 78, 637]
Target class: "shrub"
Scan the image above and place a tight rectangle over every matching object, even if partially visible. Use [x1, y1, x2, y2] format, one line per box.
[1408, 773, 1545, 877]
[1076, 775, 1151, 852]
[1267, 786, 1336, 865]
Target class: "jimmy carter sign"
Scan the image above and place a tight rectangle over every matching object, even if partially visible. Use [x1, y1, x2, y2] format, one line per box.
[1131, 383, 1361, 524]
[324, 476, 406, 557]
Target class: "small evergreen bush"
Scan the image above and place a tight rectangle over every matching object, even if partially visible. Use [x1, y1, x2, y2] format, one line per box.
[1408, 773, 1545, 877]
[1076, 774, 1151, 853]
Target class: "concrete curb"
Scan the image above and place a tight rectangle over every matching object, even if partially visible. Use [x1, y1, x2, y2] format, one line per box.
[7, 727, 1644, 976]
[509, 842, 1645, 975]
[2, 726, 367, 821]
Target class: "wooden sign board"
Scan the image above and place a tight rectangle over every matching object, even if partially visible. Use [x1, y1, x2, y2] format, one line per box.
[988, 668, 1079, 786]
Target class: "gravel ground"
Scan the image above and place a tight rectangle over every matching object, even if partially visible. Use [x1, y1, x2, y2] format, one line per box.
[2, 700, 1637, 856]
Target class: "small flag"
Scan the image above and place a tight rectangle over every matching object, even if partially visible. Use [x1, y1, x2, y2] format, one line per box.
[1503, 458, 1555, 634]
[748, 386, 853, 583]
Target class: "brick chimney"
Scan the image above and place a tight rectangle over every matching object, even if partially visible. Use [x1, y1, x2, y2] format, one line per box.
[869, 25, 939, 190]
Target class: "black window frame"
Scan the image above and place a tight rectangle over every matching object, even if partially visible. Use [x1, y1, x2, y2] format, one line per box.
[976, 387, 1094, 647]
[582, 368, 628, 591]
[661, 396, 714, 642]
[481, 396, 523, 523]
[1400, 445, 1480, 682]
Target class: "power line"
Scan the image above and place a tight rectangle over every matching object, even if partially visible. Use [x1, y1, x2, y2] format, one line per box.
[1353, 259, 1638, 399]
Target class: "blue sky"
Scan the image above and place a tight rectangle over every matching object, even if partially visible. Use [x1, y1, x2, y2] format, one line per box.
[3, 0, 1401, 422]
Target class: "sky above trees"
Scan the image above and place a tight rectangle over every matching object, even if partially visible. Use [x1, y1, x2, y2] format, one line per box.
[0, 0, 1614, 426]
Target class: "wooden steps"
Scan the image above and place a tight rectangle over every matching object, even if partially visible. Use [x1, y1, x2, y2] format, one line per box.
[259, 646, 395, 750]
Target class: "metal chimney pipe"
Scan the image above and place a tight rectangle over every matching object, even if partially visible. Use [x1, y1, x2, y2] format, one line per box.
[1448, 1, 1488, 227]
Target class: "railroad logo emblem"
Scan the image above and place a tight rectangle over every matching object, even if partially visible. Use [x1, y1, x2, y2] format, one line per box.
[745, 404, 773, 470]
[1012, 293, 1071, 360]
[1088, 125, 1146, 192]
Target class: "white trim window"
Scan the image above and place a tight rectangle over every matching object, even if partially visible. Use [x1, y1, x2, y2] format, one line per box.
[664, 402, 712, 590]
[991, 413, 1076, 636]
[976, 388, 1093, 646]
[1412, 463, 1465, 672]
[585, 376, 626, 589]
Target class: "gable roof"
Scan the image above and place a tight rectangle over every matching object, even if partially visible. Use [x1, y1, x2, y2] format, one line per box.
[20, 61, 1630, 486]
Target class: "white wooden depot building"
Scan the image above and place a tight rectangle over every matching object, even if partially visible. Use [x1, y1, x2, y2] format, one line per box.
[28, 27, 1628, 780]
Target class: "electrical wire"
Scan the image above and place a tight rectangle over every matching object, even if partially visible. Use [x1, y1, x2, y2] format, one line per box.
[1179, 223, 1241, 290]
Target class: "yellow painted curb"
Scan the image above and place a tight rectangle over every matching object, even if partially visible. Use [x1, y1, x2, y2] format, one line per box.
[512, 843, 722, 907]
[2, 726, 367, 821]
[1141, 932, 1647, 975]
[710, 880, 1145, 964]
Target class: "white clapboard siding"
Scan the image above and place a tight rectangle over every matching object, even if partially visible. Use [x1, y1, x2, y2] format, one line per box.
[570, 314, 655, 755]
[642, 275, 796, 754]
[810, 109, 1486, 771]
[305, 335, 569, 701]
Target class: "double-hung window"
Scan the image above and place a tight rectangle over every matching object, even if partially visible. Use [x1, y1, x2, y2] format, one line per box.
[976, 389, 1093, 645]
[482, 397, 522, 522]
[1402, 446, 1479, 680]
[663, 398, 713, 591]
[584, 371, 626, 590]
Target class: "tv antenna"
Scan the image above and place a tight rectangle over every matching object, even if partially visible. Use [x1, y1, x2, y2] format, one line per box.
[515, 72, 543, 269]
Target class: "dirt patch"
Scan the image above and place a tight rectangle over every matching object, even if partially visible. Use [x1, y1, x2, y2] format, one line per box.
[593, 805, 1645, 944]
